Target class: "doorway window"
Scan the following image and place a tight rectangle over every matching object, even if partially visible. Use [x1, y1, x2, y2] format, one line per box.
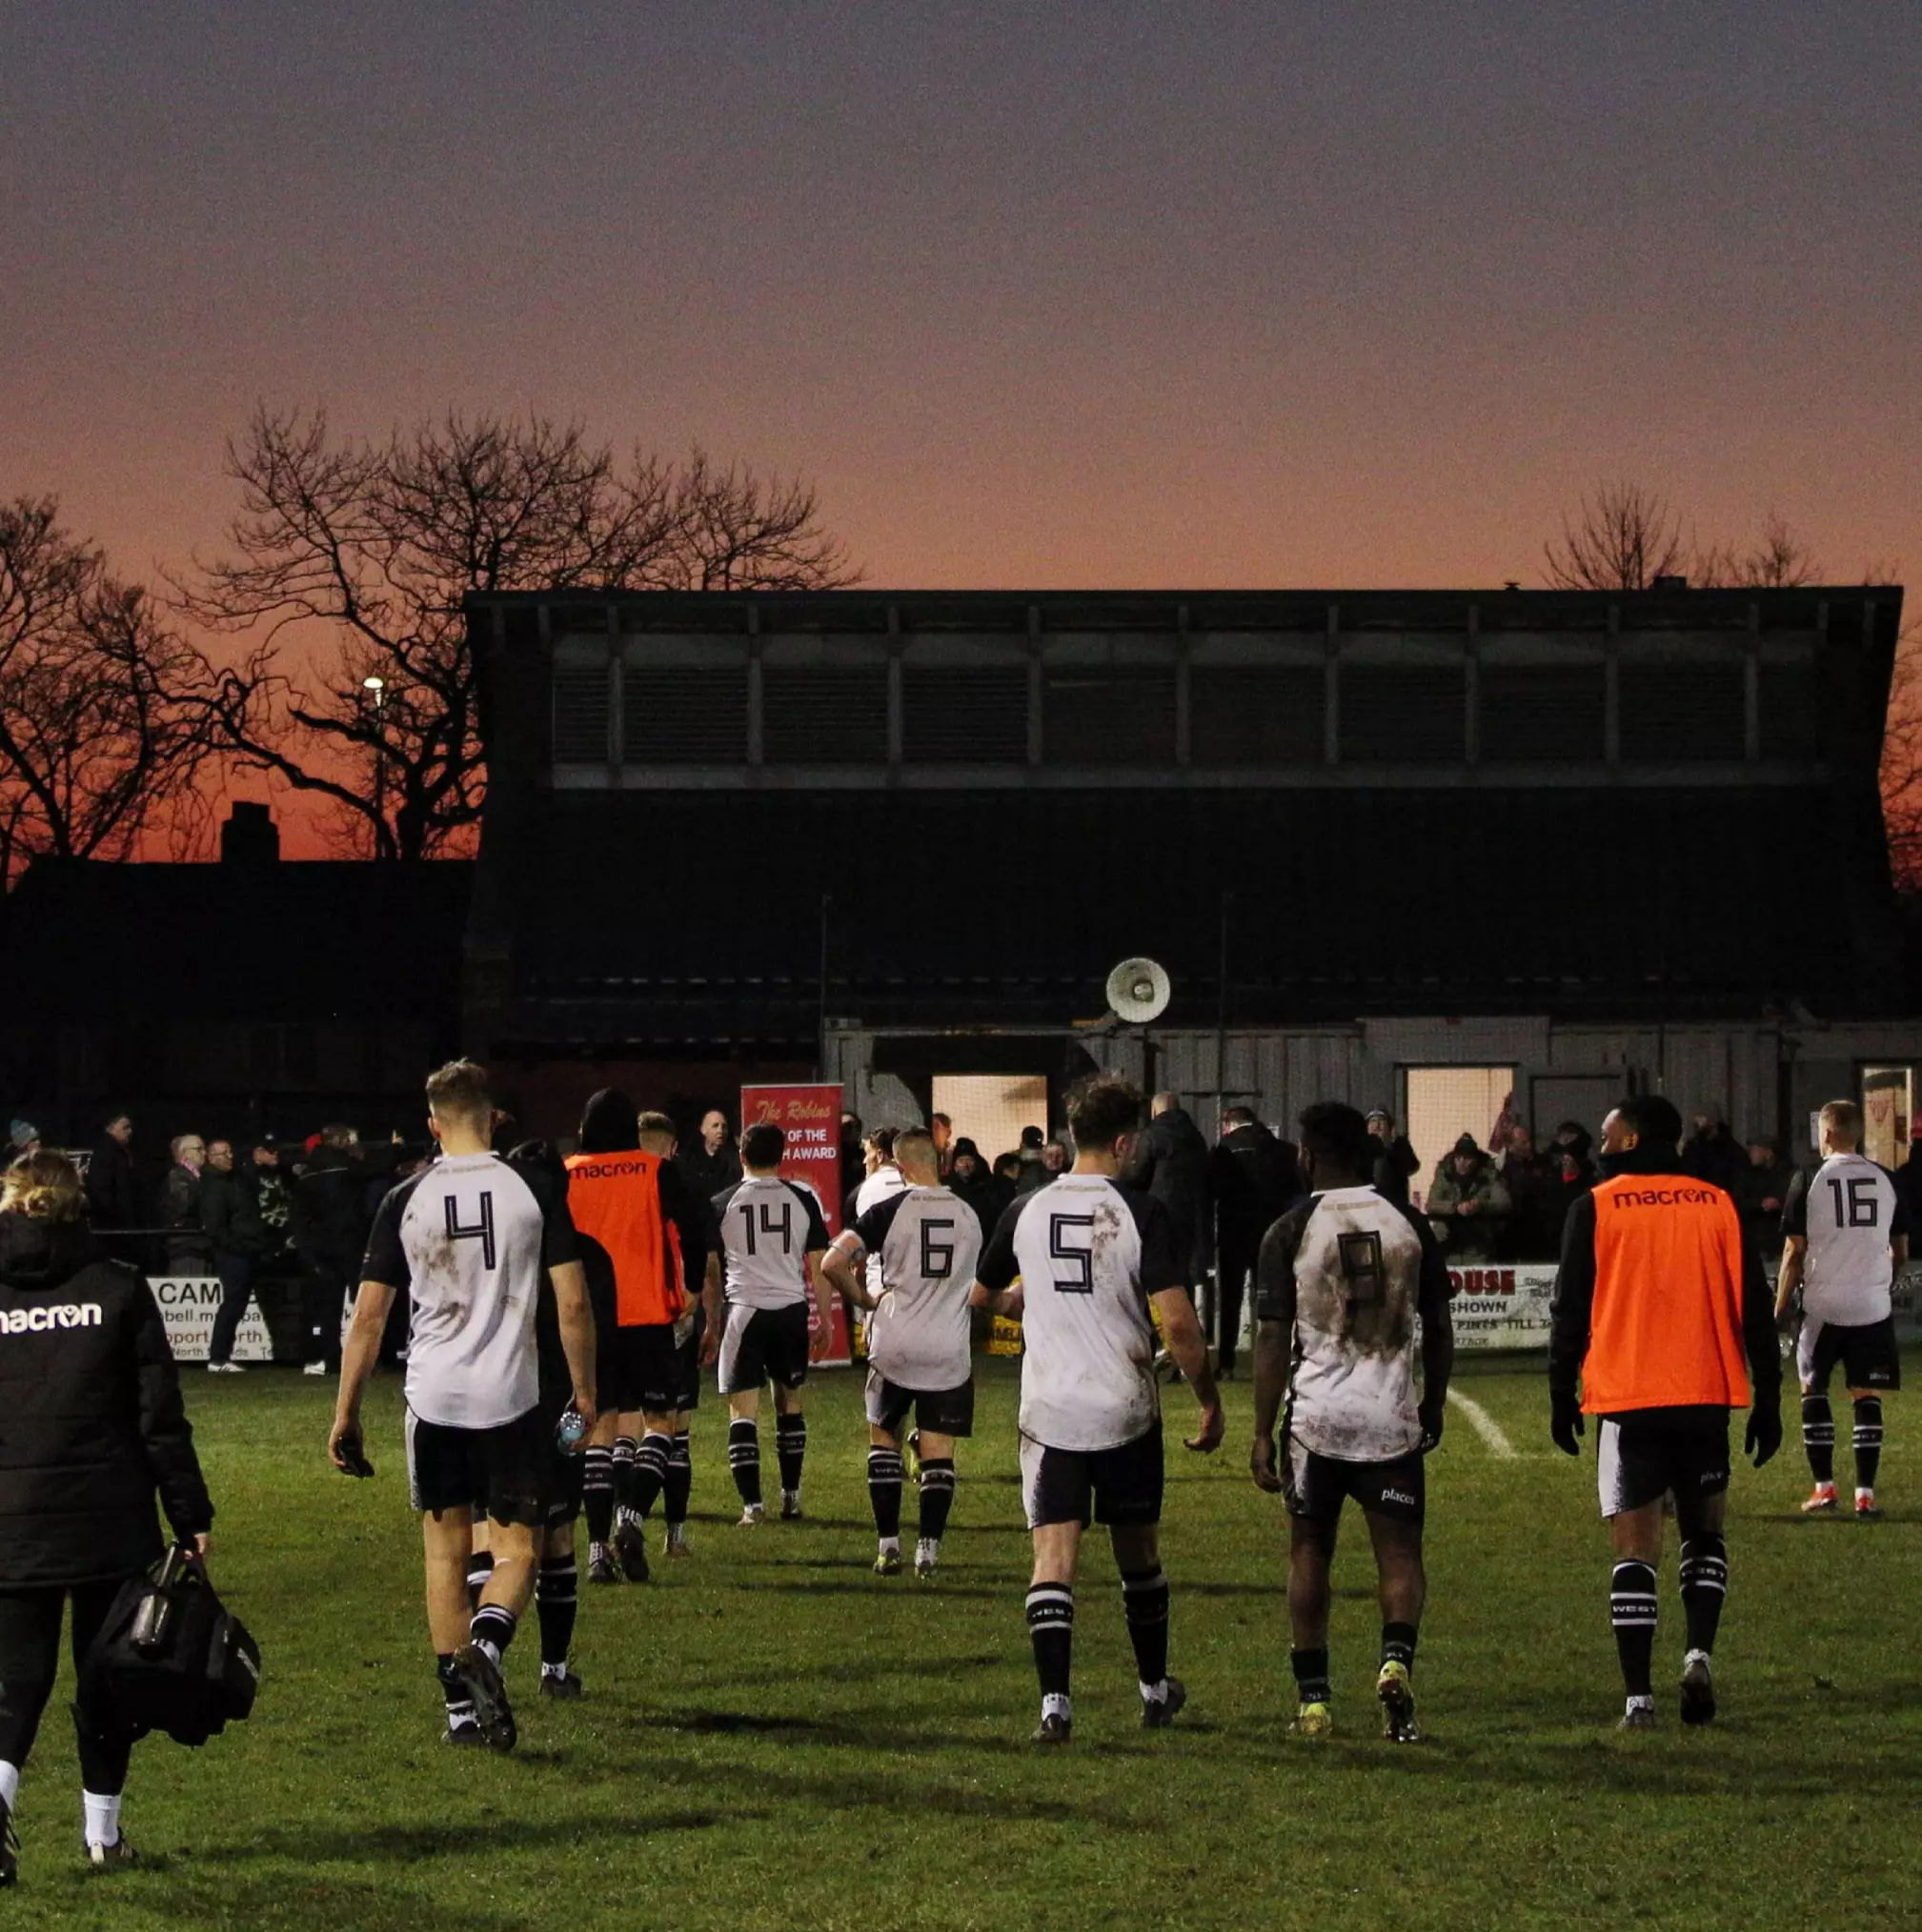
[1861, 1066, 1913, 1171]
[932, 1074, 1049, 1169]
[1403, 1067, 1516, 1211]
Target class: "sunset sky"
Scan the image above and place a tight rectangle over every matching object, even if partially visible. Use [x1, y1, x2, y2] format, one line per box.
[5, 7, 1918, 701]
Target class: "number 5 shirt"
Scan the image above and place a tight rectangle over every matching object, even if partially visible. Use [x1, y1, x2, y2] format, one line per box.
[1255, 1185, 1447, 1463]
[713, 1175, 831, 1310]
[850, 1185, 982, 1392]
[361, 1152, 580, 1430]
[975, 1175, 1185, 1452]
[1782, 1154, 1909, 1326]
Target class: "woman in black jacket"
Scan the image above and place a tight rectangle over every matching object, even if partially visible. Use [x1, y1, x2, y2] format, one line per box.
[0, 1152, 214, 1882]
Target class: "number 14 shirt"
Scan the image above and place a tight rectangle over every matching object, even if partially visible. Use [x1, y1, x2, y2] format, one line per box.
[976, 1175, 1185, 1452]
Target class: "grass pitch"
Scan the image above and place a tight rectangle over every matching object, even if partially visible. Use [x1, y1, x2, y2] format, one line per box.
[9, 1352, 1922, 1930]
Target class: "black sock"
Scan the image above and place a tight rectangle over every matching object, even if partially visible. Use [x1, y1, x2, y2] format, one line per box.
[867, 1446, 904, 1539]
[776, 1415, 806, 1496]
[612, 1435, 638, 1512]
[729, 1419, 761, 1507]
[583, 1445, 615, 1544]
[918, 1458, 956, 1541]
[1290, 1647, 1331, 1705]
[1802, 1393, 1835, 1484]
[1025, 1583, 1073, 1704]
[469, 1603, 517, 1665]
[1853, 1398, 1884, 1491]
[1381, 1621, 1418, 1672]
[536, 1552, 577, 1669]
[1610, 1560, 1657, 1697]
[465, 1548, 494, 1614]
[632, 1433, 671, 1519]
[1121, 1567, 1171, 1692]
[1677, 1537, 1727, 1656]
[436, 1652, 475, 1729]
[665, 1430, 692, 1526]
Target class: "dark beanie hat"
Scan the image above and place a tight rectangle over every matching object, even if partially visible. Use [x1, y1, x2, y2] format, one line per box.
[578, 1088, 639, 1154]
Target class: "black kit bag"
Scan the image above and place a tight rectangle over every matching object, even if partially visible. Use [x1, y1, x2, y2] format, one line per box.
[80, 1545, 262, 1746]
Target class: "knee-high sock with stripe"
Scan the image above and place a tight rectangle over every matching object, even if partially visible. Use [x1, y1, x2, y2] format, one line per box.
[1610, 1560, 1657, 1698]
[611, 1434, 638, 1512]
[536, 1551, 577, 1670]
[1678, 1536, 1727, 1656]
[582, 1445, 615, 1545]
[1121, 1566, 1171, 1698]
[1802, 1393, 1835, 1485]
[867, 1446, 903, 1541]
[776, 1414, 806, 1497]
[918, 1458, 956, 1542]
[632, 1433, 672, 1519]
[1025, 1583, 1074, 1717]
[728, 1419, 761, 1507]
[665, 1429, 692, 1531]
[1854, 1397, 1884, 1493]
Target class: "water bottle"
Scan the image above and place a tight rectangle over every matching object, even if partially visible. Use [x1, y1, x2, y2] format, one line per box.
[556, 1408, 589, 1456]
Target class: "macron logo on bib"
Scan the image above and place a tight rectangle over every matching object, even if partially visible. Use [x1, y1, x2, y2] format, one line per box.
[2, 1302, 102, 1335]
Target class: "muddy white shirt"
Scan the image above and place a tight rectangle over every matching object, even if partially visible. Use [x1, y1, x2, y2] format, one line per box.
[850, 1184, 981, 1392]
[1255, 1184, 1449, 1462]
[362, 1152, 578, 1430]
[976, 1175, 1186, 1452]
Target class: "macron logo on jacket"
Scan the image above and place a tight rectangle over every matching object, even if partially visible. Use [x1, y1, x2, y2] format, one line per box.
[1, 1302, 103, 1335]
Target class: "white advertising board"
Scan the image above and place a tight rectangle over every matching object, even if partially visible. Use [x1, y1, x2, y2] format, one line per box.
[150, 1277, 274, 1363]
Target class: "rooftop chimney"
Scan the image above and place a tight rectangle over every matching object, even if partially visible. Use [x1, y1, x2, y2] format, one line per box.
[220, 801, 280, 867]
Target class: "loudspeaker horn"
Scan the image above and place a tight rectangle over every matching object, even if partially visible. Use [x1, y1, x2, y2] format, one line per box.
[1105, 957, 1171, 1025]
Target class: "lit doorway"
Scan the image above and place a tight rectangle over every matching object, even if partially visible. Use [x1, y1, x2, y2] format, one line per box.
[1403, 1066, 1515, 1211]
[932, 1074, 1049, 1169]
[1861, 1066, 1913, 1171]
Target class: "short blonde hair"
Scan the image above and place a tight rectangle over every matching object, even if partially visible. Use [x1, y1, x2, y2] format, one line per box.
[1, 1151, 86, 1223]
[1820, 1099, 1863, 1148]
[425, 1059, 493, 1132]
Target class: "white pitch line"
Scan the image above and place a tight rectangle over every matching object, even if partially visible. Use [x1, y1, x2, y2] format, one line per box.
[1447, 1389, 1517, 1459]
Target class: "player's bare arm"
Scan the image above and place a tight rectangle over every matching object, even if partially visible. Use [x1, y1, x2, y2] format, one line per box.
[550, 1258, 598, 1426]
[330, 1278, 397, 1469]
[1775, 1235, 1807, 1321]
[820, 1233, 875, 1311]
[969, 1276, 1024, 1319]
[1248, 1219, 1295, 1490]
[1150, 1286, 1224, 1451]
[1415, 1243, 1455, 1450]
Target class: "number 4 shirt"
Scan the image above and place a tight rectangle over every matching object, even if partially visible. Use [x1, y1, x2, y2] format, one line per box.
[1255, 1184, 1450, 1463]
[976, 1175, 1185, 1452]
[850, 1185, 982, 1393]
[1782, 1154, 1909, 1326]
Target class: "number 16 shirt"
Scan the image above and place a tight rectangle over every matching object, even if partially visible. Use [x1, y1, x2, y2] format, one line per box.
[975, 1175, 1185, 1452]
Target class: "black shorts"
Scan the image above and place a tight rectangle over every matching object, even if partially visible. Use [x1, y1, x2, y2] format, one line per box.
[1798, 1314, 1902, 1393]
[865, 1369, 974, 1439]
[407, 1407, 548, 1526]
[1285, 1441, 1425, 1527]
[673, 1306, 704, 1412]
[542, 1408, 585, 1527]
[1020, 1424, 1163, 1530]
[602, 1322, 684, 1415]
[1596, 1411, 1730, 1519]
[718, 1301, 810, 1397]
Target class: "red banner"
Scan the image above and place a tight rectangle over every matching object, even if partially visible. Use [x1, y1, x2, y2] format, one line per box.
[740, 1082, 850, 1366]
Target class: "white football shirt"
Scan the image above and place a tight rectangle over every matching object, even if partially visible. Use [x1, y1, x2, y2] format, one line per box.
[849, 1184, 981, 1391]
[1783, 1154, 1908, 1326]
[362, 1152, 578, 1430]
[976, 1175, 1185, 1452]
[1254, 1185, 1449, 1462]
[714, 1175, 831, 1311]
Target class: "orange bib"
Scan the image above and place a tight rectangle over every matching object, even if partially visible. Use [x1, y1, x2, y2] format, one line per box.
[564, 1152, 686, 1328]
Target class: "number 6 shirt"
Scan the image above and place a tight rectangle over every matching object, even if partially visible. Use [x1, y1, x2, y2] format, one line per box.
[1254, 1185, 1447, 1463]
[975, 1175, 1185, 1452]
[1782, 1153, 1909, 1327]
[850, 1185, 982, 1393]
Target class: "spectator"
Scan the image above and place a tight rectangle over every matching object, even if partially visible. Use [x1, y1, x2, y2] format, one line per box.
[1681, 1104, 1748, 1196]
[1041, 1138, 1069, 1177]
[1210, 1104, 1304, 1375]
[0, 1150, 215, 1879]
[160, 1133, 210, 1275]
[1012, 1126, 1051, 1197]
[991, 1150, 1026, 1217]
[946, 1137, 1000, 1238]
[247, 1138, 294, 1272]
[839, 1111, 865, 1202]
[291, 1125, 367, 1377]
[929, 1113, 954, 1175]
[1543, 1120, 1598, 1248]
[683, 1108, 743, 1198]
[1426, 1133, 1511, 1261]
[84, 1113, 142, 1264]
[1366, 1109, 1420, 1207]
[1498, 1126, 1563, 1260]
[1735, 1137, 1795, 1258]
[200, 1138, 267, 1374]
[1121, 1090, 1213, 1286]
[846, 1127, 903, 1226]
[1897, 1129, 1922, 1238]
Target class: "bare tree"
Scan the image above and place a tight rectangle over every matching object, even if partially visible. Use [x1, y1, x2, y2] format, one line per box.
[1691, 511, 1822, 591]
[180, 409, 860, 860]
[1543, 481, 1688, 592]
[0, 498, 224, 885]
